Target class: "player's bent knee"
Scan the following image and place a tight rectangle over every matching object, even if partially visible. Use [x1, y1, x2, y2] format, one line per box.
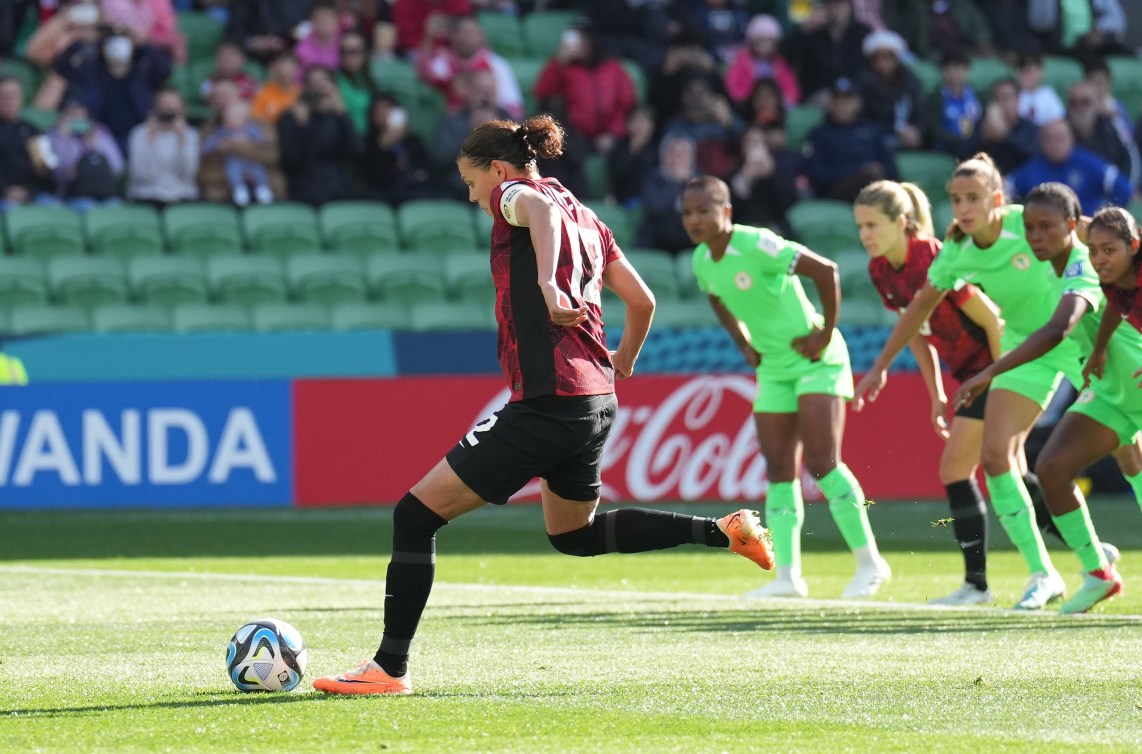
[392, 493, 447, 540]
[548, 525, 600, 557]
[1033, 450, 1074, 488]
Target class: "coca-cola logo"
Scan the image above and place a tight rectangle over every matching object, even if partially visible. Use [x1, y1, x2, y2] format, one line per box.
[471, 377, 821, 503]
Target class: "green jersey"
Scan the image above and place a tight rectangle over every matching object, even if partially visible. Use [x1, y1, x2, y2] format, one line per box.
[692, 224, 846, 377]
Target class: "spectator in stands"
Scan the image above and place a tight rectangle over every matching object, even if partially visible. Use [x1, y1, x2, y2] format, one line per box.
[277, 66, 361, 205]
[126, 88, 199, 207]
[45, 96, 124, 209]
[360, 93, 436, 205]
[251, 52, 301, 124]
[802, 76, 896, 202]
[855, 29, 922, 150]
[588, 0, 674, 74]
[1016, 53, 1065, 126]
[662, 74, 744, 178]
[607, 104, 657, 209]
[225, 0, 313, 63]
[99, 0, 186, 62]
[787, 0, 871, 106]
[648, 31, 723, 134]
[637, 133, 698, 253]
[1084, 58, 1133, 139]
[25, 0, 105, 110]
[198, 79, 286, 204]
[201, 100, 275, 206]
[1065, 80, 1138, 189]
[723, 14, 799, 106]
[1007, 119, 1132, 216]
[742, 77, 785, 128]
[881, 0, 992, 61]
[392, 0, 472, 58]
[1075, 0, 1129, 59]
[923, 49, 981, 160]
[729, 123, 796, 237]
[54, 27, 171, 153]
[688, 0, 749, 65]
[415, 14, 522, 119]
[534, 20, 637, 155]
[296, 2, 342, 75]
[336, 31, 376, 134]
[0, 77, 55, 208]
[200, 40, 258, 104]
[979, 78, 1039, 175]
[980, 0, 1042, 56]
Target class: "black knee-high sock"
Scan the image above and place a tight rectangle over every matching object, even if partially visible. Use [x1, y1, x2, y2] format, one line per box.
[373, 493, 447, 678]
[946, 479, 988, 590]
[547, 508, 729, 556]
[1024, 473, 1063, 542]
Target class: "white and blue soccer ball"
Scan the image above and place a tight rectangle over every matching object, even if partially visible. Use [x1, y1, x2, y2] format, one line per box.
[225, 618, 308, 692]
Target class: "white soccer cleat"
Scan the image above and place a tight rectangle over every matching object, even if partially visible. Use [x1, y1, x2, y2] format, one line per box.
[929, 582, 995, 606]
[744, 574, 809, 599]
[840, 558, 891, 599]
[1101, 541, 1121, 566]
[1013, 569, 1066, 610]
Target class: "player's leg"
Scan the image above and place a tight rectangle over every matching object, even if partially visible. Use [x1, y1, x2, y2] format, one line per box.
[1111, 435, 1142, 509]
[746, 409, 807, 597]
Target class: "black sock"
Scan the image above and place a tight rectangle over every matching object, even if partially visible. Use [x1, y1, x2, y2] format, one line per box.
[946, 479, 988, 590]
[373, 492, 447, 678]
[1024, 473, 1063, 542]
[548, 508, 729, 556]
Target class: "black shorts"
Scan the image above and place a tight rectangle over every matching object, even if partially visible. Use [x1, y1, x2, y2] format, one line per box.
[953, 386, 989, 420]
[446, 393, 617, 505]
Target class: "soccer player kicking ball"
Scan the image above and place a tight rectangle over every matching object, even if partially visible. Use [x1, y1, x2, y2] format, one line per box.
[312, 117, 774, 696]
[954, 185, 1141, 614]
[681, 175, 890, 600]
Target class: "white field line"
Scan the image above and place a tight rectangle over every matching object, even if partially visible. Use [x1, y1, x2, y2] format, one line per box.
[2, 564, 1141, 622]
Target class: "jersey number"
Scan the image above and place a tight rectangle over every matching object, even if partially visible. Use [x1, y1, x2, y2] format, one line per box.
[464, 414, 499, 446]
[565, 223, 605, 305]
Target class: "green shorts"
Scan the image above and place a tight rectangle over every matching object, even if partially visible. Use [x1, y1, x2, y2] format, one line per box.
[1067, 387, 1142, 446]
[754, 358, 854, 413]
[990, 358, 1067, 410]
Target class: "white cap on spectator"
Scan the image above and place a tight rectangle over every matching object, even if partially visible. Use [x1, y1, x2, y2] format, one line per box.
[746, 15, 782, 42]
[861, 30, 907, 59]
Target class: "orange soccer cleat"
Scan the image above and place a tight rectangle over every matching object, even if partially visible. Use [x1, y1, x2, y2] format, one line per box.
[717, 509, 775, 571]
[312, 659, 413, 695]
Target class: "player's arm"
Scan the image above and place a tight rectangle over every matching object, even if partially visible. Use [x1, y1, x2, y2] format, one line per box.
[1083, 295, 1123, 388]
[954, 293, 1092, 408]
[852, 282, 946, 410]
[509, 187, 588, 327]
[707, 294, 759, 368]
[790, 248, 838, 361]
[958, 288, 1004, 361]
[907, 335, 949, 440]
[602, 256, 654, 380]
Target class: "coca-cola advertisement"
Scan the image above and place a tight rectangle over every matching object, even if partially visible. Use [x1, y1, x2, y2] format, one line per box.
[293, 374, 945, 506]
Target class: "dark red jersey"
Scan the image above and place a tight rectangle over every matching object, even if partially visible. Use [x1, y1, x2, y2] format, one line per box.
[1102, 266, 1142, 334]
[868, 236, 993, 382]
[488, 177, 622, 401]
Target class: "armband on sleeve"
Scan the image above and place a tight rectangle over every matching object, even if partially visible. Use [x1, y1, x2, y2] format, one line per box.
[499, 182, 540, 227]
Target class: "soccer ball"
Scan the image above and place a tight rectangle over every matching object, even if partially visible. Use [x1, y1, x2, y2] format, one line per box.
[225, 618, 308, 692]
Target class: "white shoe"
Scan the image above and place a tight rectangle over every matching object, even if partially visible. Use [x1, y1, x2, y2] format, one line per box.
[1102, 541, 1120, 565]
[254, 184, 274, 204]
[1013, 570, 1066, 610]
[744, 574, 808, 599]
[233, 184, 251, 206]
[929, 582, 995, 606]
[841, 558, 891, 598]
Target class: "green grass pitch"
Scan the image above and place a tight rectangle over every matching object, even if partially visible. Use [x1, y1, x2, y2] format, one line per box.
[3, 499, 1142, 753]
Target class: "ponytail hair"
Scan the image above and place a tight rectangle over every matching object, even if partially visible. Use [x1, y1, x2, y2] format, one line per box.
[946, 152, 1006, 242]
[854, 180, 933, 237]
[458, 114, 566, 170]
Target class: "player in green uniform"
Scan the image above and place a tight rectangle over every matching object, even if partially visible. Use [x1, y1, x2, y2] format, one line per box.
[954, 184, 1139, 613]
[683, 176, 890, 599]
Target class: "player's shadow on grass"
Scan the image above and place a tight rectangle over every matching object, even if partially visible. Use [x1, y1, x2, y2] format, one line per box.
[0, 691, 316, 719]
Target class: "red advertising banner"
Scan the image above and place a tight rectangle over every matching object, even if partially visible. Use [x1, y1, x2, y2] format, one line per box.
[294, 374, 945, 506]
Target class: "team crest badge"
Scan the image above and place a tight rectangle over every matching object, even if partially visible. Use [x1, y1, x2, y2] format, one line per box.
[1075, 389, 1095, 404]
[1012, 253, 1031, 270]
[735, 272, 752, 290]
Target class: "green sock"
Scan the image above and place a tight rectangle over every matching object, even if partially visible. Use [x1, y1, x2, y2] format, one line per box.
[985, 470, 1052, 574]
[1125, 470, 1142, 512]
[818, 464, 874, 550]
[1051, 504, 1107, 573]
[765, 481, 804, 568]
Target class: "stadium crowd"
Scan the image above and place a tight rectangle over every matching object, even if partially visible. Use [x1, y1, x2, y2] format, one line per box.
[0, 0, 1138, 254]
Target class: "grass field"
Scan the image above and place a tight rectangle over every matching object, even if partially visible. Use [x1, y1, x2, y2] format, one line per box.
[3, 499, 1142, 753]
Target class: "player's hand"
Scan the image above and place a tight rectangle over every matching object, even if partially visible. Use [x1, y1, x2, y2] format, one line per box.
[852, 368, 887, 412]
[1082, 348, 1107, 389]
[791, 327, 829, 362]
[738, 342, 761, 368]
[548, 290, 587, 327]
[953, 373, 990, 409]
[611, 349, 635, 380]
[930, 397, 950, 440]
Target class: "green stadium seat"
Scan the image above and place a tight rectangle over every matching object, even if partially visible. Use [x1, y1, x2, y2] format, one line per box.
[84, 204, 164, 259]
[0, 256, 49, 308]
[841, 295, 893, 327]
[0, 58, 39, 96]
[968, 57, 1014, 96]
[90, 304, 172, 333]
[19, 106, 57, 132]
[329, 301, 411, 331]
[286, 253, 367, 305]
[319, 200, 400, 254]
[624, 249, 680, 301]
[443, 253, 494, 302]
[0, 306, 8, 335]
[589, 205, 635, 250]
[506, 56, 546, 115]
[674, 252, 700, 299]
[250, 302, 331, 332]
[127, 256, 208, 307]
[47, 256, 129, 310]
[620, 58, 647, 103]
[833, 248, 871, 283]
[406, 87, 447, 143]
[896, 150, 957, 205]
[8, 303, 88, 335]
[178, 11, 225, 64]
[1107, 55, 1142, 100]
[408, 301, 496, 331]
[905, 57, 940, 96]
[788, 199, 860, 256]
[163, 203, 244, 257]
[398, 199, 479, 253]
[583, 152, 609, 201]
[652, 298, 719, 328]
[473, 208, 493, 243]
[5, 205, 86, 259]
[1043, 55, 1084, 100]
[932, 200, 954, 236]
[206, 255, 287, 306]
[522, 11, 578, 59]
[369, 58, 421, 105]
[365, 253, 446, 303]
[478, 11, 526, 57]
[242, 202, 322, 257]
[170, 303, 251, 332]
[785, 104, 824, 149]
